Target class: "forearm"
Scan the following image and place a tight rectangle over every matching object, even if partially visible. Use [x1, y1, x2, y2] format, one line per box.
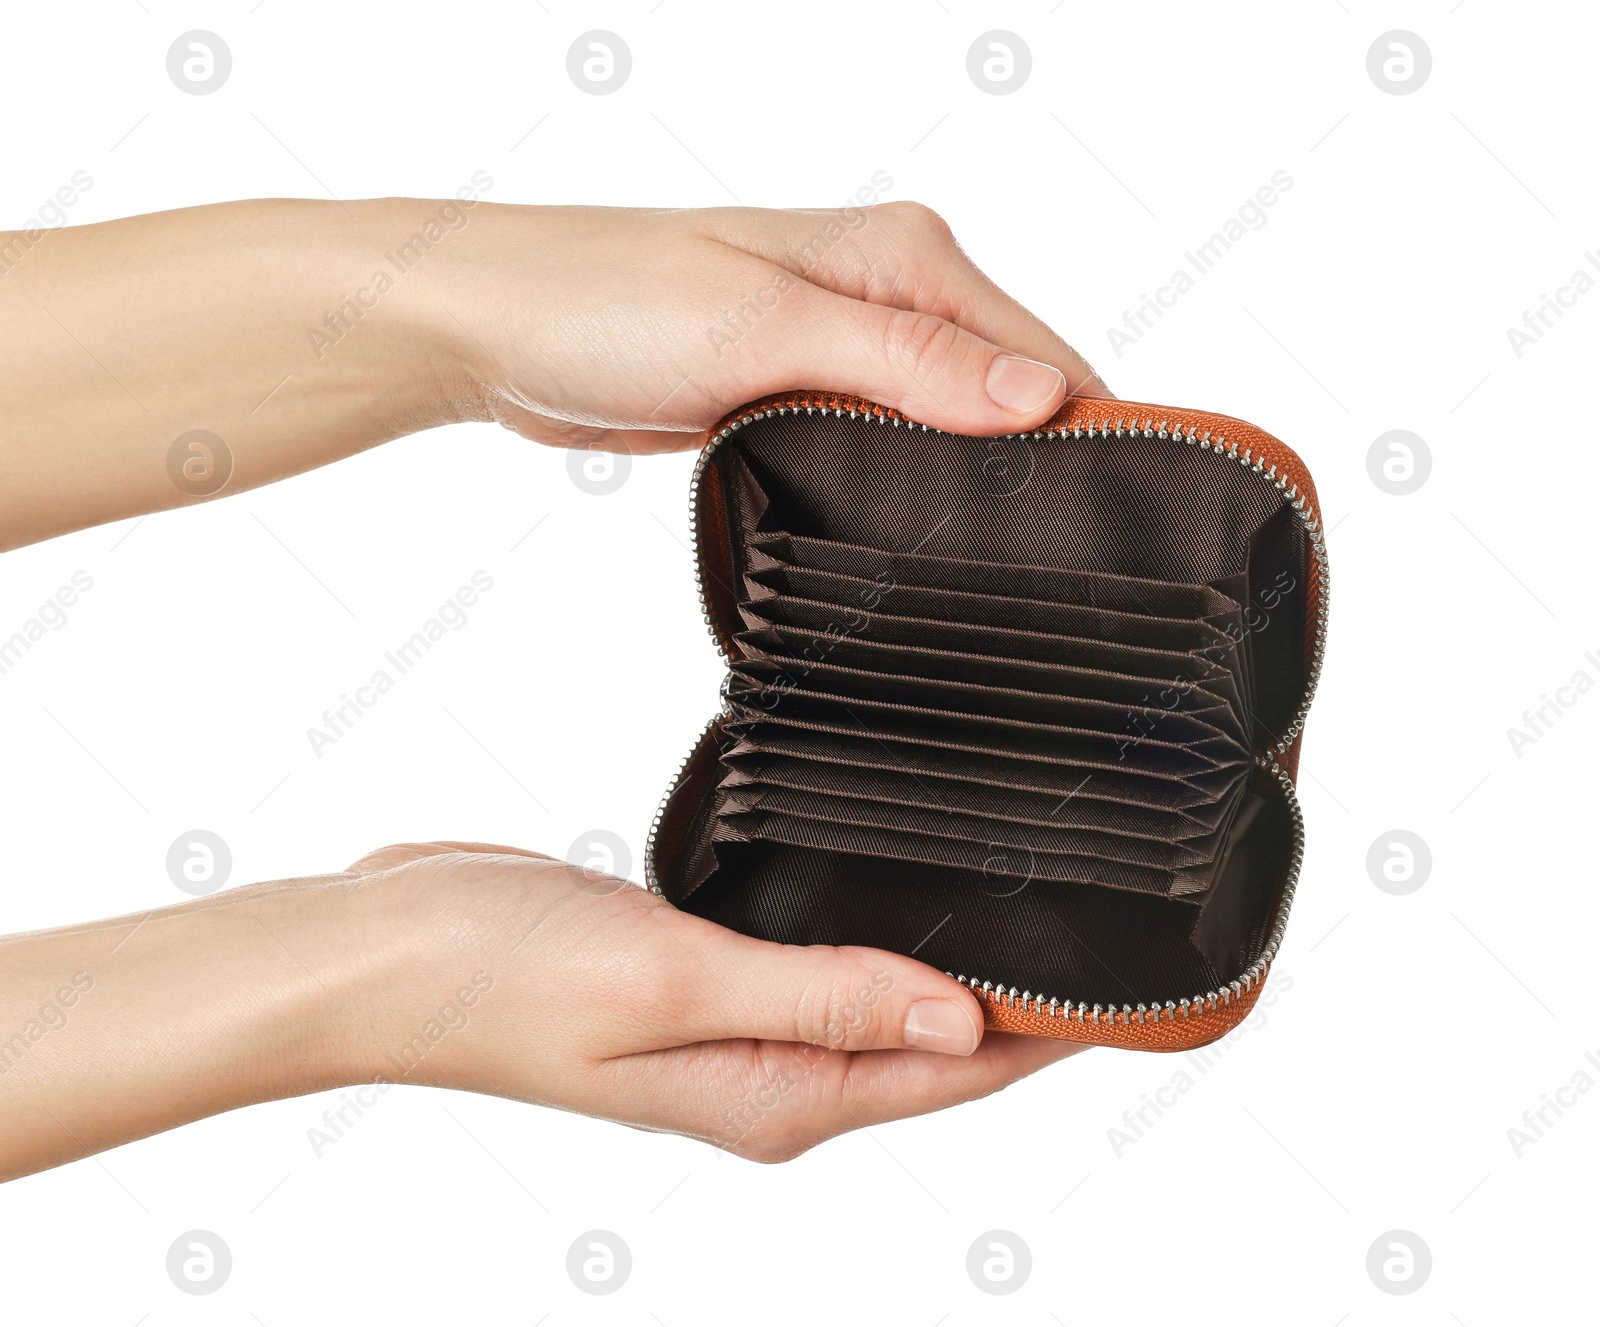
[0, 876, 394, 1180]
[1, 197, 1105, 553]
[0, 198, 468, 549]
[1, 842, 1083, 1177]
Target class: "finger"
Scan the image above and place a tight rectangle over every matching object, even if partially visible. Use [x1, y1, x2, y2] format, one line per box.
[610, 1032, 1088, 1162]
[496, 294, 1066, 446]
[811, 1031, 1090, 1131]
[741, 280, 1068, 437]
[345, 841, 557, 873]
[414, 841, 559, 861]
[659, 926, 985, 1056]
[736, 1034, 1089, 1161]
[491, 412, 696, 456]
[709, 202, 1111, 399]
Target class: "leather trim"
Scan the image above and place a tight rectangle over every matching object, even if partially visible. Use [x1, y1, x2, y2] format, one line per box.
[981, 967, 1267, 1050]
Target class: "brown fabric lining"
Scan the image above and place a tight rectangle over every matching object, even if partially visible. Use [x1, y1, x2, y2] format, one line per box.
[655, 401, 1313, 1013]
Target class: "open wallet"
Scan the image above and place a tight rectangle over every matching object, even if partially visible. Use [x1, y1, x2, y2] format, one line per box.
[646, 391, 1326, 1052]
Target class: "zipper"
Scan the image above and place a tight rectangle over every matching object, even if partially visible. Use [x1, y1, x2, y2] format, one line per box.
[949, 758, 1301, 1027]
[644, 393, 1325, 1029]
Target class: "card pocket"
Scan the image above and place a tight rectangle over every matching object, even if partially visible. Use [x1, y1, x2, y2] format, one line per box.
[750, 531, 1240, 619]
[727, 658, 1248, 764]
[719, 744, 1243, 836]
[723, 749, 1235, 845]
[717, 780, 1214, 872]
[722, 691, 1243, 791]
[738, 597, 1253, 725]
[711, 805, 1196, 898]
[717, 725, 1244, 812]
[735, 623, 1249, 745]
[747, 561, 1240, 656]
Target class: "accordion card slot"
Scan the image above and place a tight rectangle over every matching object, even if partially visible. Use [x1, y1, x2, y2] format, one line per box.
[716, 726, 1243, 812]
[743, 562, 1240, 656]
[737, 595, 1252, 707]
[747, 531, 1239, 620]
[720, 748, 1247, 840]
[726, 654, 1247, 755]
[708, 805, 1194, 898]
[713, 780, 1222, 875]
[734, 624, 1247, 743]
[721, 677, 1246, 780]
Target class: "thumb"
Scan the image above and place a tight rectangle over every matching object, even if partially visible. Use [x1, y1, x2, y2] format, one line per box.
[680, 935, 985, 1056]
[760, 283, 1069, 436]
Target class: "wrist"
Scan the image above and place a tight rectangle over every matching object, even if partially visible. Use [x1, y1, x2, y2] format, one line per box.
[186, 878, 393, 1104]
[336, 196, 502, 431]
[0, 876, 401, 1176]
[326, 849, 567, 1100]
[244, 871, 432, 1096]
[134, 872, 430, 1109]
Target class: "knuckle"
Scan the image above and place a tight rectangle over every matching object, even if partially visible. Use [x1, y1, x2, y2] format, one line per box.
[876, 199, 954, 247]
[879, 308, 963, 381]
[724, 1131, 812, 1165]
[709, 1052, 822, 1163]
[792, 972, 847, 1048]
[346, 842, 433, 873]
[625, 952, 707, 1032]
[630, 972, 695, 1031]
[794, 965, 890, 1050]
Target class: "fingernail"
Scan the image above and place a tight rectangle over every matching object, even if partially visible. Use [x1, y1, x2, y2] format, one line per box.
[903, 999, 980, 1055]
[985, 354, 1066, 415]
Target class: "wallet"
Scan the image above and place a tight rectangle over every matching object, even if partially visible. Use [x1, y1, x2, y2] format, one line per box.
[646, 391, 1325, 1051]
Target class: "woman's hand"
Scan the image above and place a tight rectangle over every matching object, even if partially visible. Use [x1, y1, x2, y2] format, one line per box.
[0, 199, 1107, 548]
[344, 842, 1086, 1161]
[0, 842, 1085, 1179]
[422, 202, 1108, 453]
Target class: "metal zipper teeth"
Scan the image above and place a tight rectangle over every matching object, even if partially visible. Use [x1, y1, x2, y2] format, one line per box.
[645, 754, 1304, 1025]
[953, 759, 1303, 1026]
[646, 403, 1327, 901]
[645, 713, 724, 894]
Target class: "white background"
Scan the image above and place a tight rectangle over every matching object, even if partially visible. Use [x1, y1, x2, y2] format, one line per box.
[1, 0, 1593, 1321]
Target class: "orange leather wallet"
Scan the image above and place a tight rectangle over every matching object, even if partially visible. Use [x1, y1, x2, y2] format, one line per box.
[647, 391, 1325, 1052]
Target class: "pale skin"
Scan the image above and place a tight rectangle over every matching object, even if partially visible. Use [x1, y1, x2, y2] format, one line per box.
[0, 198, 1107, 1181]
